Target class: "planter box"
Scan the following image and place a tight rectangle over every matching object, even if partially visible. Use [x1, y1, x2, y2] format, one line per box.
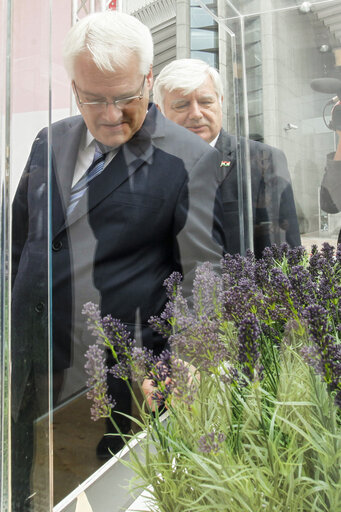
[53, 413, 167, 512]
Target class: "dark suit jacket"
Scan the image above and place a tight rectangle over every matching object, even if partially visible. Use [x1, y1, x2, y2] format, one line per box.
[320, 152, 341, 213]
[11, 104, 224, 414]
[320, 152, 341, 244]
[215, 129, 301, 257]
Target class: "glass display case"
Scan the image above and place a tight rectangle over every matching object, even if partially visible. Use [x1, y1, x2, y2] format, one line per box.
[1, 0, 340, 510]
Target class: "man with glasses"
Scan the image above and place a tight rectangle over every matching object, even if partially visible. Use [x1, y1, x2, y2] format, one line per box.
[154, 58, 301, 257]
[11, 11, 225, 502]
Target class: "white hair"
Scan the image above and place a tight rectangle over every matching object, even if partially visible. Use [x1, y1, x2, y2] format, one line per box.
[153, 59, 223, 112]
[63, 10, 153, 79]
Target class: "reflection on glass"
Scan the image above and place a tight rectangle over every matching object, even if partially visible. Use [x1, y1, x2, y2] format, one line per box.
[10, 2, 53, 510]
[191, 29, 218, 50]
[11, 7, 225, 510]
[0, 1, 10, 511]
[221, 0, 341, 252]
[4, 0, 341, 510]
[190, 50, 218, 67]
[191, 6, 216, 28]
[190, 0, 218, 74]
[320, 129, 341, 244]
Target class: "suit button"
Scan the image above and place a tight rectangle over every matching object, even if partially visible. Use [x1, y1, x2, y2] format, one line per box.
[35, 302, 44, 313]
[52, 240, 62, 251]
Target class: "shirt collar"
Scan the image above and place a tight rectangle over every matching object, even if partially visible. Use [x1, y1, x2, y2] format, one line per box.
[210, 133, 220, 147]
[84, 130, 119, 153]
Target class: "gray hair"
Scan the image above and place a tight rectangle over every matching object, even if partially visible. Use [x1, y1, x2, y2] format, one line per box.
[63, 10, 153, 78]
[153, 59, 223, 112]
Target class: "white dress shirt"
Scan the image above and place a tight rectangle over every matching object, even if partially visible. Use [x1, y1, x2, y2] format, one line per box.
[72, 129, 118, 186]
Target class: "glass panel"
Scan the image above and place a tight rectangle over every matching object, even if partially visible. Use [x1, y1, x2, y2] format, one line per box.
[50, 3, 225, 508]
[191, 6, 217, 27]
[191, 1, 219, 70]
[4, 1, 341, 510]
[222, 0, 332, 17]
[0, 0, 10, 510]
[190, 49, 218, 67]
[9, 0, 53, 510]
[195, 0, 341, 254]
[191, 28, 218, 49]
[51, 3, 108, 506]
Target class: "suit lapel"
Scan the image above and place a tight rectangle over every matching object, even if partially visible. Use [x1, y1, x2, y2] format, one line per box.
[65, 148, 132, 227]
[215, 130, 236, 182]
[55, 106, 160, 231]
[52, 117, 85, 234]
[64, 111, 157, 228]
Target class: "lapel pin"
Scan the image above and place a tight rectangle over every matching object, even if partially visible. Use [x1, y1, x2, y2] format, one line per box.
[220, 160, 231, 167]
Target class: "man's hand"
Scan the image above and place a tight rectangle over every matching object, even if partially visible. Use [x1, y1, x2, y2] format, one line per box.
[142, 359, 198, 411]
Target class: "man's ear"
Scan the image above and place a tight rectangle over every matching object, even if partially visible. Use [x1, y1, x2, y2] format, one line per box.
[146, 65, 154, 90]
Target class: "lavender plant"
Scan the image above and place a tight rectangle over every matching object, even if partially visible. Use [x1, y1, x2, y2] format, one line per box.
[83, 243, 341, 512]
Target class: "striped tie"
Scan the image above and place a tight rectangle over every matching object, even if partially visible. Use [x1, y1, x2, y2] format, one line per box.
[67, 145, 107, 215]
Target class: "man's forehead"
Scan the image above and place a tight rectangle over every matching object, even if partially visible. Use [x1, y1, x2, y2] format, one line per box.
[168, 88, 217, 101]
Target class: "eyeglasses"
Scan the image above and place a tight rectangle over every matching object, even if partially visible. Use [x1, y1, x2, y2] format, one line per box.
[73, 76, 146, 111]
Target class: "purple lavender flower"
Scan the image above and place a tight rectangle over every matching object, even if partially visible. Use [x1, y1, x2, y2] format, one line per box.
[260, 246, 275, 270]
[287, 245, 307, 267]
[198, 431, 226, 454]
[82, 301, 102, 325]
[223, 278, 266, 324]
[146, 351, 172, 397]
[273, 242, 289, 261]
[169, 315, 230, 372]
[302, 304, 341, 406]
[222, 251, 255, 286]
[192, 262, 223, 317]
[288, 265, 317, 311]
[82, 302, 105, 344]
[163, 272, 183, 299]
[321, 242, 335, 262]
[101, 316, 135, 354]
[237, 313, 261, 381]
[254, 258, 271, 288]
[129, 347, 155, 382]
[169, 358, 198, 406]
[262, 266, 300, 323]
[308, 244, 320, 280]
[149, 280, 192, 336]
[148, 313, 172, 339]
[301, 345, 325, 375]
[84, 344, 115, 421]
[170, 293, 193, 332]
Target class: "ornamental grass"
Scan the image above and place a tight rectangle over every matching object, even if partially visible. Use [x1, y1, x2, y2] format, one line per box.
[83, 243, 341, 512]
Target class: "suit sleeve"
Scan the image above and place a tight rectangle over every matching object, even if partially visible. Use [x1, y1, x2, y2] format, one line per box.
[320, 152, 341, 213]
[12, 129, 48, 286]
[12, 139, 39, 286]
[173, 147, 225, 297]
[270, 146, 301, 248]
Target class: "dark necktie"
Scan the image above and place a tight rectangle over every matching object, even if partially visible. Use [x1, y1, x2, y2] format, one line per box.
[67, 144, 107, 215]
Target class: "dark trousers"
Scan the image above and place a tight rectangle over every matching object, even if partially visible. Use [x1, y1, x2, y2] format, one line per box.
[11, 375, 36, 512]
[11, 370, 64, 512]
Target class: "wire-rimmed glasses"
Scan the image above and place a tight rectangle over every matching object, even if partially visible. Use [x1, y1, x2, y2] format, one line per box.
[73, 75, 146, 111]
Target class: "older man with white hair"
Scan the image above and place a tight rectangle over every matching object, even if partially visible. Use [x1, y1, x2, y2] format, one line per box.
[11, 13, 225, 507]
[154, 58, 301, 256]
